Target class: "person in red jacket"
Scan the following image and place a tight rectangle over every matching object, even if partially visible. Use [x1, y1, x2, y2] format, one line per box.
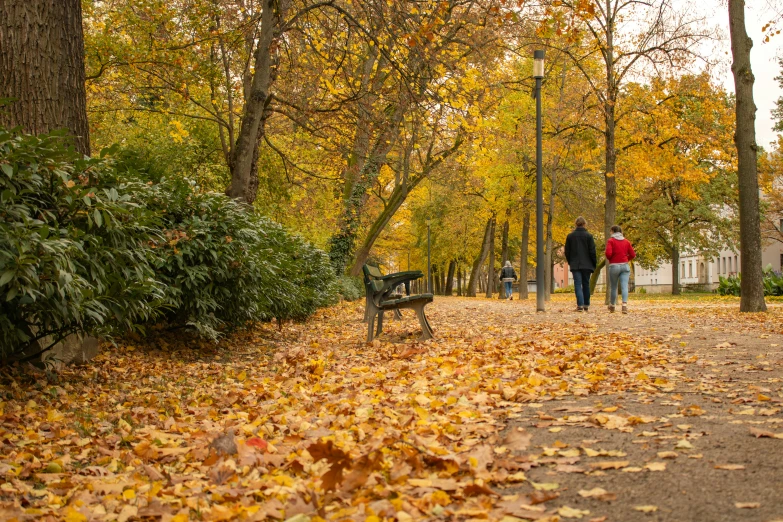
[605, 225, 636, 313]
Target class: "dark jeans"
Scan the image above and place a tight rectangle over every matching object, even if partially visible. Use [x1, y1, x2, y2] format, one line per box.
[571, 269, 593, 307]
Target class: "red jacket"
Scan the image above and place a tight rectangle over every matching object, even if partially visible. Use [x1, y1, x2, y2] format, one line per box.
[605, 237, 636, 264]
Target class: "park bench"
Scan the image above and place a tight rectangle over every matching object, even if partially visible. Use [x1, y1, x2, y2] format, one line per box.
[362, 264, 434, 342]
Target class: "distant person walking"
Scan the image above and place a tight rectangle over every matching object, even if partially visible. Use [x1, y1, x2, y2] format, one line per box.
[564, 217, 597, 312]
[500, 260, 517, 301]
[606, 225, 636, 313]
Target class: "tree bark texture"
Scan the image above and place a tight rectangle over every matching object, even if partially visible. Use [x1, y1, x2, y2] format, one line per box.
[519, 211, 530, 299]
[445, 260, 456, 296]
[0, 0, 90, 155]
[485, 216, 496, 298]
[468, 217, 493, 297]
[729, 0, 767, 312]
[457, 265, 463, 296]
[671, 248, 681, 295]
[226, 0, 282, 204]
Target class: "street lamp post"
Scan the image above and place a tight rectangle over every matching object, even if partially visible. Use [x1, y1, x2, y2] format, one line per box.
[534, 50, 545, 312]
[426, 219, 432, 294]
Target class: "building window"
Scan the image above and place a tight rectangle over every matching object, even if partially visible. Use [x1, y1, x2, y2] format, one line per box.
[723, 257, 726, 274]
[779, 218, 783, 232]
[681, 263, 685, 279]
[735, 255, 738, 273]
[728, 257, 731, 273]
[689, 262, 692, 278]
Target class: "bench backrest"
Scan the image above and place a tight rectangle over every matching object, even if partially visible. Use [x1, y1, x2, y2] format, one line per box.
[362, 264, 385, 293]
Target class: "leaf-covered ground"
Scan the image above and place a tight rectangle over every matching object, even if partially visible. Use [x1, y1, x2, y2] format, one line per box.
[1, 295, 782, 522]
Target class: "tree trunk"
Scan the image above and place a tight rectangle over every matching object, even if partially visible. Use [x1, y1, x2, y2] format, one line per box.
[485, 216, 496, 298]
[498, 219, 510, 299]
[445, 260, 456, 296]
[519, 211, 530, 299]
[468, 217, 493, 297]
[0, 0, 90, 155]
[457, 264, 463, 296]
[729, 0, 767, 312]
[603, 17, 618, 305]
[671, 248, 681, 295]
[348, 170, 422, 276]
[226, 0, 281, 204]
[590, 258, 606, 295]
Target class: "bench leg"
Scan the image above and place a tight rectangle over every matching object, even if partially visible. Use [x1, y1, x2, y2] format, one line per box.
[393, 309, 402, 320]
[367, 312, 375, 343]
[376, 311, 384, 337]
[412, 302, 434, 340]
[363, 295, 371, 323]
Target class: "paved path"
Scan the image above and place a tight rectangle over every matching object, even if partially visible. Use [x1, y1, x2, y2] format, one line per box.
[424, 295, 783, 522]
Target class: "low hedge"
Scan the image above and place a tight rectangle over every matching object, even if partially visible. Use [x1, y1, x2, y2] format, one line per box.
[0, 127, 337, 360]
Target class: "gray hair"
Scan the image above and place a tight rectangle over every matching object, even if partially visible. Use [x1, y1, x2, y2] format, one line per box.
[575, 216, 586, 227]
[504, 260, 512, 267]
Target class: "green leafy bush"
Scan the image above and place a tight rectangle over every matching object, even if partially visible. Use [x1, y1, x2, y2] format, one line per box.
[0, 129, 164, 360]
[719, 266, 783, 297]
[0, 127, 337, 359]
[336, 275, 365, 301]
[717, 274, 741, 296]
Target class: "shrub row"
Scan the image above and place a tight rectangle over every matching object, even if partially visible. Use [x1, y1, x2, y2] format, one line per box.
[0, 127, 337, 360]
[717, 265, 783, 296]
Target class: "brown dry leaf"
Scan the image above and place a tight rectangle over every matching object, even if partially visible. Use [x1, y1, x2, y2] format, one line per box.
[734, 502, 761, 509]
[634, 505, 658, 513]
[714, 464, 745, 470]
[497, 496, 548, 519]
[644, 462, 666, 472]
[558, 506, 591, 518]
[749, 427, 783, 439]
[529, 490, 560, 505]
[502, 428, 532, 452]
[578, 487, 617, 501]
[589, 460, 629, 470]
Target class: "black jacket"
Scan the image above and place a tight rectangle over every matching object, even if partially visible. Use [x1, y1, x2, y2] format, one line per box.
[564, 227, 597, 271]
[500, 266, 517, 281]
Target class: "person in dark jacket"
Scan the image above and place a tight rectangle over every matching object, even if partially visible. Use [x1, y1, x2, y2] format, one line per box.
[500, 260, 518, 301]
[564, 216, 597, 312]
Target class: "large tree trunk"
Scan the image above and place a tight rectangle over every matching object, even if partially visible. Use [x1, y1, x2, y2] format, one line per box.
[485, 216, 496, 298]
[0, 0, 90, 155]
[498, 219, 510, 299]
[445, 260, 456, 296]
[671, 248, 681, 295]
[729, 0, 767, 312]
[457, 264, 463, 296]
[603, 17, 618, 305]
[519, 211, 530, 299]
[468, 217, 493, 297]
[226, 0, 281, 204]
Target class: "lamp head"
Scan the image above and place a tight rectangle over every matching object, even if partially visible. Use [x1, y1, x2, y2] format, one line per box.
[533, 50, 545, 79]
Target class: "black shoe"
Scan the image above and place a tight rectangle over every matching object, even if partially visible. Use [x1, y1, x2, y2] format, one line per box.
[583, 306, 589, 312]
[575, 306, 584, 312]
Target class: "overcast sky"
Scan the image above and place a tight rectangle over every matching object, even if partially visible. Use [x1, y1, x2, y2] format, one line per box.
[705, 1, 782, 149]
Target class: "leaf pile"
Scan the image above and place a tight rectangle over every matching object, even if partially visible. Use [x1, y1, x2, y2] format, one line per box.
[0, 297, 703, 522]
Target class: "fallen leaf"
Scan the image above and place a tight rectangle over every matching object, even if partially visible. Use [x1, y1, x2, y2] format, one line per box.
[714, 464, 745, 470]
[734, 502, 760, 509]
[558, 506, 591, 519]
[578, 487, 616, 501]
[634, 505, 658, 513]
